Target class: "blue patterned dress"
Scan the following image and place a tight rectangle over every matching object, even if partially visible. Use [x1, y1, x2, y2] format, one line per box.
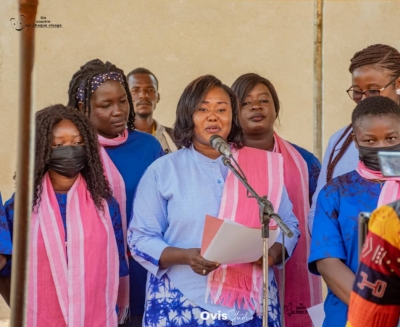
[309, 170, 383, 327]
[128, 147, 300, 327]
[0, 193, 12, 277]
[3, 193, 129, 278]
[141, 273, 285, 327]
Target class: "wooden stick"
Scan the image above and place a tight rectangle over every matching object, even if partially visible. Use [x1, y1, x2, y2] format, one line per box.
[10, 1, 38, 326]
[313, 0, 324, 162]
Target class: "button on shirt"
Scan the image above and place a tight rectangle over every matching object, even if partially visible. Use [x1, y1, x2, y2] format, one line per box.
[128, 146, 300, 325]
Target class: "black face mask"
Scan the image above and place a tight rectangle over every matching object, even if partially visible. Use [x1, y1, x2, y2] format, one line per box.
[48, 146, 87, 178]
[358, 143, 400, 171]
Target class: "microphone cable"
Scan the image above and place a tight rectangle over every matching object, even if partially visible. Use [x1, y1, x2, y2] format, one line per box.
[230, 150, 247, 182]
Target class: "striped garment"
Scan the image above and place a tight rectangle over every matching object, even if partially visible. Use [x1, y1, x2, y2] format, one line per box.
[273, 133, 323, 327]
[356, 161, 400, 207]
[98, 130, 130, 322]
[346, 201, 400, 327]
[206, 146, 284, 312]
[28, 173, 119, 327]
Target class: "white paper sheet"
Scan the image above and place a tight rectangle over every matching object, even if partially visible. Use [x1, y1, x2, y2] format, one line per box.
[307, 303, 325, 327]
[202, 219, 279, 265]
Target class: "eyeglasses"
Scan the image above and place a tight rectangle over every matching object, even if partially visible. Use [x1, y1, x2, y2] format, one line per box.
[346, 76, 398, 102]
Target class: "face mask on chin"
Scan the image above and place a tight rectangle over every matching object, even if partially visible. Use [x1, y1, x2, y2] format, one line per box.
[47, 145, 87, 178]
[358, 143, 400, 171]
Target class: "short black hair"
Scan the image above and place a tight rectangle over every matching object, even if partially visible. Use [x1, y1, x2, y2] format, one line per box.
[352, 96, 400, 127]
[67, 59, 135, 130]
[173, 74, 245, 149]
[126, 67, 159, 89]
[34, 104, 112, 209]
[231, 73, 280, 119]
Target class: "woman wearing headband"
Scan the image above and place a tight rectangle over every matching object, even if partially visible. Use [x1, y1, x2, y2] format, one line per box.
[68, 59, 164, 326]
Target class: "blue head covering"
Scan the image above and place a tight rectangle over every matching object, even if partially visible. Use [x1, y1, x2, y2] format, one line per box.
[75, 72, 125, 102]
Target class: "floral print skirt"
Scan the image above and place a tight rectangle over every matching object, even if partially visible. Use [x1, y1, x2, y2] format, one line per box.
[143, 273, 281, 327]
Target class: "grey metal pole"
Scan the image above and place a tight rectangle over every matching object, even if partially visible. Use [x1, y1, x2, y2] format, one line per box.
[313, 0, 324, 161]
[10, 0, 38, 326]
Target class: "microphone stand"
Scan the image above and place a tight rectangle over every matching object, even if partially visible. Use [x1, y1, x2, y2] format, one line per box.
[221, 155, 293, 327]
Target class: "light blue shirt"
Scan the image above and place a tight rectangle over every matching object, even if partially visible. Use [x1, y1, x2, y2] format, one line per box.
[128, 146, 300, 323]
[308, 125, 359, 233]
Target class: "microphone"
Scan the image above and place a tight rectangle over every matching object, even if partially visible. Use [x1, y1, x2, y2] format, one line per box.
[209, 135, 232, 157]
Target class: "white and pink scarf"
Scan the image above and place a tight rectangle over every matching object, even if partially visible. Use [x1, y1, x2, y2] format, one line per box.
[356, 161, 400, 206]
[28, 174, 118, 327]
[273, 133, 322, 327]
[98, 130, 130, 323]
[206, 146, 284, 311]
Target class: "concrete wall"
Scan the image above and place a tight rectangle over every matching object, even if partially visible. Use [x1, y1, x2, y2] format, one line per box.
[1, 0, 400, 199]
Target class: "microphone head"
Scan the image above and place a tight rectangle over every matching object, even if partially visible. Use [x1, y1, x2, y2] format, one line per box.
[209, 134, 232, 157]
[209, 134, 223, 147]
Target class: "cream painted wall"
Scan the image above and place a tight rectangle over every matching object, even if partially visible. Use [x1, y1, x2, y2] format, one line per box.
[1, 0, 400, 200]
[323, 1, 400, 142]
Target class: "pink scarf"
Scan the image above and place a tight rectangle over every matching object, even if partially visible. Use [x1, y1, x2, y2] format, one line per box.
[28, 174, 118, 327]
[273, 133, 322, 327]
[356, 161, 400, 206]
[98, 130, 130, 323]
[206, 146, 284, 311]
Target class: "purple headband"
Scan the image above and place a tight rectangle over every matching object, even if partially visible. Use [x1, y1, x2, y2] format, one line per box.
[75, 72, 125, 102]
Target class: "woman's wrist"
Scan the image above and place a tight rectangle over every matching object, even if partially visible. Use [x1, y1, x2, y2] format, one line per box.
[160, 247, 188, 269]
[268, 252, 276, 266]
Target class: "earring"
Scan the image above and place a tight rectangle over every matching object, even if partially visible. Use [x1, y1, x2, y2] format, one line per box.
[396, 89, 400, 95]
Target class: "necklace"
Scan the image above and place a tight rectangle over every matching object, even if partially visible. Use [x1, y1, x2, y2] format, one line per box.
[265, 139, 275, 152]
[266, 144, 274, 151]
[371, 179, 384, 188]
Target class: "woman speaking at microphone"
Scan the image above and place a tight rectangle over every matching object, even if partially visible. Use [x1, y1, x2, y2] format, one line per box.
[128, 75, 300, 327]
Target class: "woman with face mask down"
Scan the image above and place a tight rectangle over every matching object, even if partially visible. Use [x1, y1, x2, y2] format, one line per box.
[3, 104, 128, 326]
[308, 96, 400, 327]
[308, 44, 400, 234]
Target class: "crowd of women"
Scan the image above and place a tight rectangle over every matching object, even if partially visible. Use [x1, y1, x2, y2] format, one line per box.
[0, 43, 399, 327]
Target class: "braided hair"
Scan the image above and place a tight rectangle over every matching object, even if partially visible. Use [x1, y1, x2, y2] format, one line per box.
[349, 44, 400, 76]
[327, 44, 400, 182]
[34, 104, 113, 209]
[67, 59, 135, 130]
[326, 123, 353, 182]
